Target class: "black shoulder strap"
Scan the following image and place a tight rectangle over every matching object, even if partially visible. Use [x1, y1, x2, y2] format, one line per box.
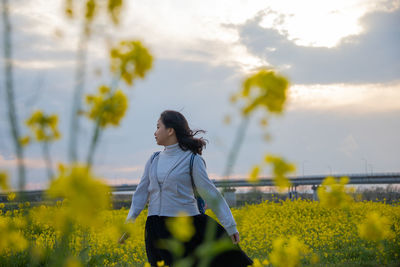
[190, 153, 197, 193]
[190, 153, 207, 194]
[151, 151, 161, 163]
[189, 153, 195, 178]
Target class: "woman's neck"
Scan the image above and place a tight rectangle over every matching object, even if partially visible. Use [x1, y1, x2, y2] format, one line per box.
[163, 142, 181, 155]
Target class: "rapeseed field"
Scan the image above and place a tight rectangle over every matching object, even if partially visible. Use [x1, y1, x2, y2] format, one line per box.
[1, 198, 399, 266]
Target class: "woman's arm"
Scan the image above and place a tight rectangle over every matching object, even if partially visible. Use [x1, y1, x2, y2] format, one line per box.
[192, 155, 239, 237]
[125, 153, 153, 223]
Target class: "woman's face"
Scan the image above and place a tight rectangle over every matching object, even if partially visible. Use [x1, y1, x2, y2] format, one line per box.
[154, 119, 171, 146]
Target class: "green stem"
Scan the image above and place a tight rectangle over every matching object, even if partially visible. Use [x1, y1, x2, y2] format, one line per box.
[68, 22, 90, 163]
[222, 115, 251, 187]
[85, 74, 121, 169]
[42, 141, 54, 181]
[86, 118, 102, 169]
[1, 0, 26, 191]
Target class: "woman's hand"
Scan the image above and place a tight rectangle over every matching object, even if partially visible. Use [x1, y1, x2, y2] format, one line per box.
[230, 232, 240, 244]
[118, 232, 130, 244]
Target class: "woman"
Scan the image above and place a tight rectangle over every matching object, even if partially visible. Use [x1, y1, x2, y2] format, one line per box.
[120, 110, 252, 266]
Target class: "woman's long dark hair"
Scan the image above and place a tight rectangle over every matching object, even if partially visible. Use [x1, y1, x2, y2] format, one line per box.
[160, 110, 208, 155]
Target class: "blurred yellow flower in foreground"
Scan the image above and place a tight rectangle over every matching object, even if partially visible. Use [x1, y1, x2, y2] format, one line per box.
[110, 41, 153, 86]
[251, 258, 270, 267]
[26, 110, 61, 142]
[265, 155, 295, 192]
[19, 136, 30, 147]
[64, 256, 83, 267]
[85, 86, 128, 128]
[269, 236, 309, 267]
[0, 171, 10, 191]
[166, 212, 195, 242]
[232, 69, 289, 116]
[249, 165, 261, 183]
[0, 216, 28, 253]
[317, 176, 354, 208]
[7, 192, 16, 201]
[46, 164, 111, 230]
[358, 211, 393, 242]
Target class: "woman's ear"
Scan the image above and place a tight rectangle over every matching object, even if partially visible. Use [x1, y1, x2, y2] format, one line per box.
[167, 128, 175, 136]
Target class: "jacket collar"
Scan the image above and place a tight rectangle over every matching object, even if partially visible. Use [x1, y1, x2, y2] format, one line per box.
[152, 150, 191, 188]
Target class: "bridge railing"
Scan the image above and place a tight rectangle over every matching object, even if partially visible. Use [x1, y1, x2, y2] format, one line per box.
[1, 173, 400, 202]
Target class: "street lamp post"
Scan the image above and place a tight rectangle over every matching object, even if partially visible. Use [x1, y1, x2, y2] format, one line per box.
[368, 164, 373, 175]
[327, 165, 332, 176]
[302, 160, 308, 177]
[361, 158, 368, 174]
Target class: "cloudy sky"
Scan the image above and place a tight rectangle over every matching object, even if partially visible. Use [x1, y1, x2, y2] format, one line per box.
[1, 0, 399, 190]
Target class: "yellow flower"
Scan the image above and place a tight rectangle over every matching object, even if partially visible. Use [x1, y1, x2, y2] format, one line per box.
[249, 165, 261, 183]
[264, 155, 295, 192]
[64, 256, 83, 267]
[85, 86, 128, 128]
[64, 0, 74, 18]
[166, 212, 195, 242]
[262, 259, 269, 265]
[310, 254, 320, 264]
[251, 259, 263, 267]
[46, 164, 111, 230]
[156, 261, 165, 267]
[107, 0, 123, 24]
[110, 41, 153, 86]
[0, 216, 28, 253]
[7, 192, 16, 201]
[85, 0, 96, 22]
[358, 212, 392, 242]
[317, 176, 353, 208]
[239, 69, 289, 116]
[26, 110, 61, 142]
[0, 171, 10, 191]
[65, 0, 123, 25]
[0, 203, 4, 209]
[269, 236, 309, 267]
[19, 136, 30, 147]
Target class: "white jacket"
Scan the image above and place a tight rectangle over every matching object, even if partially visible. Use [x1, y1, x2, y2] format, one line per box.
[126, 145, 238, 236]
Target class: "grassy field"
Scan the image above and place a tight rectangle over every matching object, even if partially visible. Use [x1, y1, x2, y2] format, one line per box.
[1, 198, 400, 266]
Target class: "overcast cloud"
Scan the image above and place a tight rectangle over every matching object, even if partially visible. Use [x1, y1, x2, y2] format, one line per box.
[0, 1, 399, 190]
[237, 7, 400, 84]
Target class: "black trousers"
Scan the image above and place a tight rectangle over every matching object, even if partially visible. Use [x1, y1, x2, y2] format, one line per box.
[145, 214, 253, 267]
